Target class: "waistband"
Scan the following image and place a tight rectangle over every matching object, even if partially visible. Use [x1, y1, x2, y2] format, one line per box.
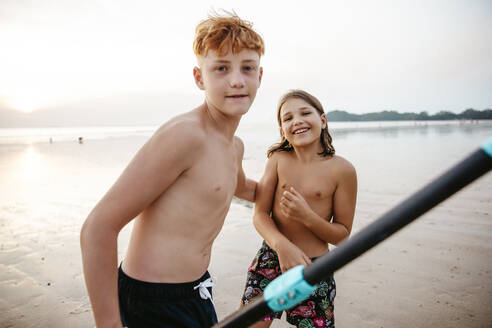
[118, 265, 212, 300]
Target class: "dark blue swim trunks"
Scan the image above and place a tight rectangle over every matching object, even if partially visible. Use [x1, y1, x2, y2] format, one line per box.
[118, 266, 218, 328]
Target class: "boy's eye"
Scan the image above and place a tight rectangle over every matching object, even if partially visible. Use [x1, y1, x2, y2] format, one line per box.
[217, 66, 227, 72]
[283, 117, 292, 122]
[243, 66, 253, 71]
[302, 111, 311, 116]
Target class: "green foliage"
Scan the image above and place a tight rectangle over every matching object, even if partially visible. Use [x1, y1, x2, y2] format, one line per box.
[325, 108, 492, 121]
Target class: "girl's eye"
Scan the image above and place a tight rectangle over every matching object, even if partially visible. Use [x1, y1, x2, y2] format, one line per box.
[283, 117, 292, 122]
[217, 66, 227, 72]
[302, 112, 311, 116]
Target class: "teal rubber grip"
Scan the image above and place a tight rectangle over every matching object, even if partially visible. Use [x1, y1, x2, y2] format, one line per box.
[263, 265, 317, 312]
[482, 137, 492, 158]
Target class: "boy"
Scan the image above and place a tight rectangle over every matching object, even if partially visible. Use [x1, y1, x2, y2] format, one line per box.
[80, 12, 264, 328]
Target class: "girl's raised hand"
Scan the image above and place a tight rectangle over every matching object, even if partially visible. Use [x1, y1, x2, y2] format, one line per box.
[280, 187, 312, 222]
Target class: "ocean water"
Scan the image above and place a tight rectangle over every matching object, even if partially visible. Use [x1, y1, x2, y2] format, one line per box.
[240, 120, 492, 194]
[1, 120, 491, 206]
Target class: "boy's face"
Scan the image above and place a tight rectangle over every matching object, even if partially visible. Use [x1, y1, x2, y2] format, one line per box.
[279, 98, 327, 148]
[193, 49, 263, 118]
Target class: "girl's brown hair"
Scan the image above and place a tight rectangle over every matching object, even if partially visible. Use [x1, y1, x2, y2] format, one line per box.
[267, 89, 335, 158]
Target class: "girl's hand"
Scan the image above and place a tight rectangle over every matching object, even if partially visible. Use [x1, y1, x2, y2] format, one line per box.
[280, 187, 312, 223]
[276, 239, 311, 273]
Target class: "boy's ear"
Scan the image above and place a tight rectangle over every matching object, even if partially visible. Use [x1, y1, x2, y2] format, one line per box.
[193, 66, 205, 90]
[258, 66, 263, 85]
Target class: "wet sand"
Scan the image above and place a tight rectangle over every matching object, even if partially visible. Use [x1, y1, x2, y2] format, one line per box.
[1, 125, 491, 327]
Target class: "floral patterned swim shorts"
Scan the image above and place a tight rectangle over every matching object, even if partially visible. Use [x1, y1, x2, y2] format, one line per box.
[241, 241, 336, 328]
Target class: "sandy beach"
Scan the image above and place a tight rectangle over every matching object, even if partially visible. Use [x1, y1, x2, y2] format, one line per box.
[1, 122, 491, 327]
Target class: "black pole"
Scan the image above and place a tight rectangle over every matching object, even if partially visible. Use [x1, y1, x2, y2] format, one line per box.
[214, 146, 492, 328]
[214, 297, 271, 328]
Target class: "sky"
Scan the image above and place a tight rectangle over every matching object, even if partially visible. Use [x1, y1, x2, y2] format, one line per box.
[1, 0, 491, 126]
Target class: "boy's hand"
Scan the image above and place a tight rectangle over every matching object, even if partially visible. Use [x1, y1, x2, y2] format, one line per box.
[275, 239, 311, 273]
[280, 187, 313, 223]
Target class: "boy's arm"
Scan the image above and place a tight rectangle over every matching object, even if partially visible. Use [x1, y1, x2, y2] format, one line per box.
[234, 137, 257, 202]
[280, 161, 357, 245]
[80, 122, 202, 328]
[253, 155, 311, 272]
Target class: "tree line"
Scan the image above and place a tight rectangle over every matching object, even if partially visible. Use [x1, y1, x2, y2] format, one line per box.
[325, 108, 492, 121]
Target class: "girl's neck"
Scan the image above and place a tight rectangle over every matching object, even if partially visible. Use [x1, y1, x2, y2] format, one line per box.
[292, 142, 324, 163]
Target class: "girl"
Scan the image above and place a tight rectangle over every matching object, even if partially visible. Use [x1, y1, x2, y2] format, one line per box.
[241, 90, 357, 328]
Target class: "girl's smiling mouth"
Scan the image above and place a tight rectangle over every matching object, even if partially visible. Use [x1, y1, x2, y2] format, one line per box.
[293, 127, 310, 135]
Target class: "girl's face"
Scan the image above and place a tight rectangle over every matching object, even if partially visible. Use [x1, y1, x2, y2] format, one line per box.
[279, 97, 326, 148]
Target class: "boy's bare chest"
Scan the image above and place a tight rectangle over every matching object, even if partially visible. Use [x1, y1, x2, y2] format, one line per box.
[185, 147, 238, 200]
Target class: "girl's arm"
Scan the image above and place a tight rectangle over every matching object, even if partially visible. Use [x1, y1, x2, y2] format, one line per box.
[253, 155, 311, 272]
[280, 161, 357, 245]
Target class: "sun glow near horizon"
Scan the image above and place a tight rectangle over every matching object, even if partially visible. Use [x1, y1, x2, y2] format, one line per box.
[8, 98, 42, 113]
[3, 91, 50, 113]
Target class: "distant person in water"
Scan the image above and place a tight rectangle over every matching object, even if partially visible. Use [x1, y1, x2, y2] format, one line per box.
[80, 11, 264, 328]
[240, 90, 357, 328]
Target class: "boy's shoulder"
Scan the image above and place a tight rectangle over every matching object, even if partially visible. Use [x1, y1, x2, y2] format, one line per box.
[142, 109, 209, 168]
[233, 135, 244, 147]
[153, 108, 207, 144]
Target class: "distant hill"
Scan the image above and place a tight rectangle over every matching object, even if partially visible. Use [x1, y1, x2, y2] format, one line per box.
[326, 108, 492, 121]
[2, 102, 491, 128]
